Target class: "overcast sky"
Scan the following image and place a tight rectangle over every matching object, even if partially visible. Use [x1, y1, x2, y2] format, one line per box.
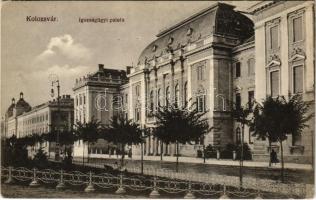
[1, 1, 258, 116]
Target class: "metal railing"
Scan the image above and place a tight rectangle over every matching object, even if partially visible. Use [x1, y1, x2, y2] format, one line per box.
[1, 166, 306, 198]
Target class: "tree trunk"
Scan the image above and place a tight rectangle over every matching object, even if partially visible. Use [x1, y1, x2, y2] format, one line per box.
[82, 142, 85, 166]
[280, 140, 284, 183]
[48, 142, 51, 159]
[121, 143, 125, 169]
[268, 140, 272, 167]
[87, 142, 90, 163]
[203, 144, 206, 163]
[160, 142, 163, 161]
[239, 124, 244, 189]
[141, 142, 144, 174]
[176, 141, 179, 172]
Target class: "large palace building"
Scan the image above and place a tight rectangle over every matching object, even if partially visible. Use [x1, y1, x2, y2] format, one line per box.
[72, 1, 315, 164]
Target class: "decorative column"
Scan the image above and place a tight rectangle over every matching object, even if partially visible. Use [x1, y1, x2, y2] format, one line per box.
[155, 138, 159, 156]
[280, 14, 289, 96]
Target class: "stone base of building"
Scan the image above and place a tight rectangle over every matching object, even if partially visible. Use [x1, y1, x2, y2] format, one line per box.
[252, 154, 312, 164]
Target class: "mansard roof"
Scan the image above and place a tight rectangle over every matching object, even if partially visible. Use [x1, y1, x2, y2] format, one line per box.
[137, 2, 254, 65]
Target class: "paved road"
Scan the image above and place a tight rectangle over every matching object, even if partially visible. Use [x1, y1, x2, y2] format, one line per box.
[1, 184, 146, 198]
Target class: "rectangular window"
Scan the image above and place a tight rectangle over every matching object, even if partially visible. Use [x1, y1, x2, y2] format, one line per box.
[197, 66, 204, 80]
[235, 93, 241, 109]
[135, 108, 140, 121]
[293, 16, 303, 42]
[196, 96, 205, 112]
[248, 59, 255, 76]
[83, 95, 86, 104]
[293, 65, 303, 93]
[293, 134, 302, 146]
[235, 62, 241, 78]
[136, 85, 140, 96]
[270, 71, 279, 97]
[270, 25, 279, 49]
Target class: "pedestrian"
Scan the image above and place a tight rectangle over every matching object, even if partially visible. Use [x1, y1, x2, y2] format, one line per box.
[270, 149, 279, 165]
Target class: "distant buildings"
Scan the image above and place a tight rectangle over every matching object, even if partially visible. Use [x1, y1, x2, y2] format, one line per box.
[4, 92, 74, 157]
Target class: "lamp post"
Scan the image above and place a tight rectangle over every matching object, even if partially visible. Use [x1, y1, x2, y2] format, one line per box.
[49, 74, 61, 161]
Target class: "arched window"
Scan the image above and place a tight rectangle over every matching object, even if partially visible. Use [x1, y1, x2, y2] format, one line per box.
[184, 82, 188, 106]
[175, 84, 180, 108]
[165, 86, 170, 107]
[150, 90, 154, 112]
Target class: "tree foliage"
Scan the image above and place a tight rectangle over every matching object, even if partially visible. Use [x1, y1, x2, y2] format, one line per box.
[154, 104, 212, 171]
[74, 118, 102, 144]
[251, 94, 313, 182]
[154, 104, 211, 144]
[102, 114, 142, 168]
[103, 114, 142, 145]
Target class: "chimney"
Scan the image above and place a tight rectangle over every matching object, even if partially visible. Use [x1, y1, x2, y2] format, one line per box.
[126, 66, 132, 75]
[98, 64, 104, 71]
[12, 98, 15, 104]
[20, 92, 24, 99]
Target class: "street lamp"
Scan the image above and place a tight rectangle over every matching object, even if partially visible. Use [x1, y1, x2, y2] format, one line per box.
[49, 74, 61, 161]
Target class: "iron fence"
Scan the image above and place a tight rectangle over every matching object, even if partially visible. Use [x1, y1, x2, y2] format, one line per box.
[1, 166, 306, 198]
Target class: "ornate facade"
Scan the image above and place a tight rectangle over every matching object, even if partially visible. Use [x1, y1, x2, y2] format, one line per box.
[72, 1, 314, 163]
[249, 1, 315, 163]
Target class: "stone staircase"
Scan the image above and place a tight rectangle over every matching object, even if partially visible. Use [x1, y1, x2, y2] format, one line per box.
[252, 140, 269, 162]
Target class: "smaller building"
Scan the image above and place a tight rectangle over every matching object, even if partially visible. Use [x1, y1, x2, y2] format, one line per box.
[72, 64, 128, 161]
[4, 92, 74, 159]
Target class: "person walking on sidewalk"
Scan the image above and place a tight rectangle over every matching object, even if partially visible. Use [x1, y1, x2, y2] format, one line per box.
[270, 149, 279, 165]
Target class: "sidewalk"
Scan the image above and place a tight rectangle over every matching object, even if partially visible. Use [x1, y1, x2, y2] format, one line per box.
[89, 154, 313, 171]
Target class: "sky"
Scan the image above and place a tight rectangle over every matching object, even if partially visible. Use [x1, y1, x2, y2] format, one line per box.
[1, 1, 258, 116]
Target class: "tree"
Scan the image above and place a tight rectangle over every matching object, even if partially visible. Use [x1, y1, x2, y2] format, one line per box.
[33, 147, 49, 169]
[251, 95, 312, 182]
[102, 114, 142, 169]
[3, 135, 29, 167]
[74, 119, 102, 164]
[42, 131, 58, 158]
[154, 104, 211, 172]
[232, 102, 253, 188]
[251, 102, 278, 167]
[59, 129, 76, 161]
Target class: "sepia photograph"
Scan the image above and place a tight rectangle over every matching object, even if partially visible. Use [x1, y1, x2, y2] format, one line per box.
[1, 1, 315, 199]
